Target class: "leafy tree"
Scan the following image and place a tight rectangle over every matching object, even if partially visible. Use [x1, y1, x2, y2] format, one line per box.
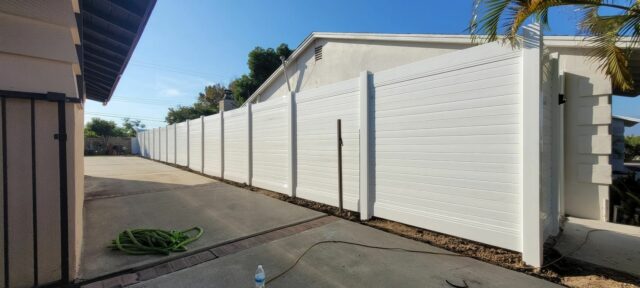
[165, 85, 222, 124]
[198, 83, 227, 106]
[229, 75, 258, 104]
[470, 0, 639, 92]
[164, 43, 293, 122]
[625, 135, 640, 161]
[121, 118, 146, 137]
[84, 128, 98, 138]
[85, 117, 127, 145]
[166, 105, 198, 124]
[231, 43, 293, 104]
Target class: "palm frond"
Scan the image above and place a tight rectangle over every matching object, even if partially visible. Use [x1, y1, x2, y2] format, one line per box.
[470, 0, 639, 92]
[581, 8, 637, 91]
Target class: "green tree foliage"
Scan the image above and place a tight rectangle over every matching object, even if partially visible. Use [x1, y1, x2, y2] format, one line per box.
[85, 117, 147, 138]
[165, 85, 224, 124]
[625, 135, 640, 161]
[85, 117, 126, 142]
[84, 128, 98, 138]
[470, 0, 639, 92]
[229, 75, 258, 104]
[197, 83, 227, 106]
[121, 117, 146, 137]
[230, 43, 293, 104]
[611, 174, 640, 225]
[164, 44, 293, 123]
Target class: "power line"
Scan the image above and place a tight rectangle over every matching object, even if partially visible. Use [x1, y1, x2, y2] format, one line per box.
[85, 112, 166, 123]
[112, 95, 198, 104]
[109, 99, 174, 106]
[129, 61, 228, 79]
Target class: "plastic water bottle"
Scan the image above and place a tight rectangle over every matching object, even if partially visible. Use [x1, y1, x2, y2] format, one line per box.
[255, 265, 265, 288]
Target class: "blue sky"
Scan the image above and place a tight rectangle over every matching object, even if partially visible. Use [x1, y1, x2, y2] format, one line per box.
[85, 0, 640, 134]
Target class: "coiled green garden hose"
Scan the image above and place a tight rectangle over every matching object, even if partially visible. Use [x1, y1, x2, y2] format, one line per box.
[109, 227, 204, 255]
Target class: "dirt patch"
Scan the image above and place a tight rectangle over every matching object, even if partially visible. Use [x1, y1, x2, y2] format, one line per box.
[249, 186, 640, 287]
[148, 158, 640, 288]
[244, 184, 640, 287]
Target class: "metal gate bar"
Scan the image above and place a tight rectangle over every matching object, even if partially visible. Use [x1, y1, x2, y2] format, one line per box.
[0, 89, 80, 287]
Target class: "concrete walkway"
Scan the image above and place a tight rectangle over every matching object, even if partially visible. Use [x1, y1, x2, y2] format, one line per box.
[129, 218, 559, 288]
[555, 217, 640, 277]
[81, 157, 323, 279]
[82, 156, 560, 287]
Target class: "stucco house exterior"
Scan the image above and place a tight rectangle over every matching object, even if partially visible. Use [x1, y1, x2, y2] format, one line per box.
[242, 31, 639, 233]
[0, 0, 155, 286]
[611, 115, 640, 173]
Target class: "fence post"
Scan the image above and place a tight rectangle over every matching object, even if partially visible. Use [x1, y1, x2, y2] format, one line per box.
[174, 124, 177, 164]
[220, 111, 225, 180]
[165, 126, 168, 162]
[287, 91, 297, 197]
[200, 116, 205, 173]
[146, 131, 149, 157]
[359, 70, 372, 220]
[247, 104, 253, 185]
[153, 128, 156, 159]
[186, 120, 190, 167]
[522, 23, 542, 267]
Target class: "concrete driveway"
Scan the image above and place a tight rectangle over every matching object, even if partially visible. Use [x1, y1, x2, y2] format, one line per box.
[82, 156, 559, 287]
[81, 157, 323, 280]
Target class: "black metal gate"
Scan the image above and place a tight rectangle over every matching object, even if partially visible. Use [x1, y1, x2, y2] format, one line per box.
[0, 90, 79, 287]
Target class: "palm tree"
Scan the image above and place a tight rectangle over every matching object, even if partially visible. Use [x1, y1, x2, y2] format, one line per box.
[470, 0, 639, 92]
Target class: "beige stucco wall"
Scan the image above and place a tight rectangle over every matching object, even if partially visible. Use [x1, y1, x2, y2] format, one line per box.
[0, 0, 83, 286]
[69, 102, 84, 281]
[257, 38, 470, 101]
[555, 48, 613, 220]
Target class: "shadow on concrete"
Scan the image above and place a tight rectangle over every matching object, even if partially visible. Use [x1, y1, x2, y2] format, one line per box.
[81, 158, 323, 281]
[130, 219, 561, 288]
[85, 175, 212, 200]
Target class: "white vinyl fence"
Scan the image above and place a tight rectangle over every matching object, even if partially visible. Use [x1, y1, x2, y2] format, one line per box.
[138, 25, 548, 266]
[176, 122, 188, 166]
[203, 114, 222, 176]
[223, 107, 250, 183]
[160, 127, 167, 162]
[251, 96, 288, 194]
[188, 118, 203, 172]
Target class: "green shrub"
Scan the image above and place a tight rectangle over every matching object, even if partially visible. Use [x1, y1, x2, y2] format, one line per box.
[624, 135, 640, 161]
[611, 174, 640, 225]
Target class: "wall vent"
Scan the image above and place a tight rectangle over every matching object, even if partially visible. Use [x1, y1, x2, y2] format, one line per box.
[314, 46, 323, 61]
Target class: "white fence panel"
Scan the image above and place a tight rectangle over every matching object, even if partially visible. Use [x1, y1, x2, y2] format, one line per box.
[223, 107, 248, 183]
[296, 78, 360, 210]
[176, 122, 188, 166]
[372, 42, 523, 251]
[145, 130, 151, 158]
[251, 95, 288, 193]
[153, 128, 162, 160]
[132, 137, 140, 155]
[154, 128, 161, 160]
[160, 127, 167, 162]
[147, 129, 152, 158]
[189, 118, 203, 171]
[167, 124, 176, 163]
[203, 114, 221, 177]
[143, 131, 149, 157]
[146, 131, 151, 158]
[137, 132, 144, 156]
